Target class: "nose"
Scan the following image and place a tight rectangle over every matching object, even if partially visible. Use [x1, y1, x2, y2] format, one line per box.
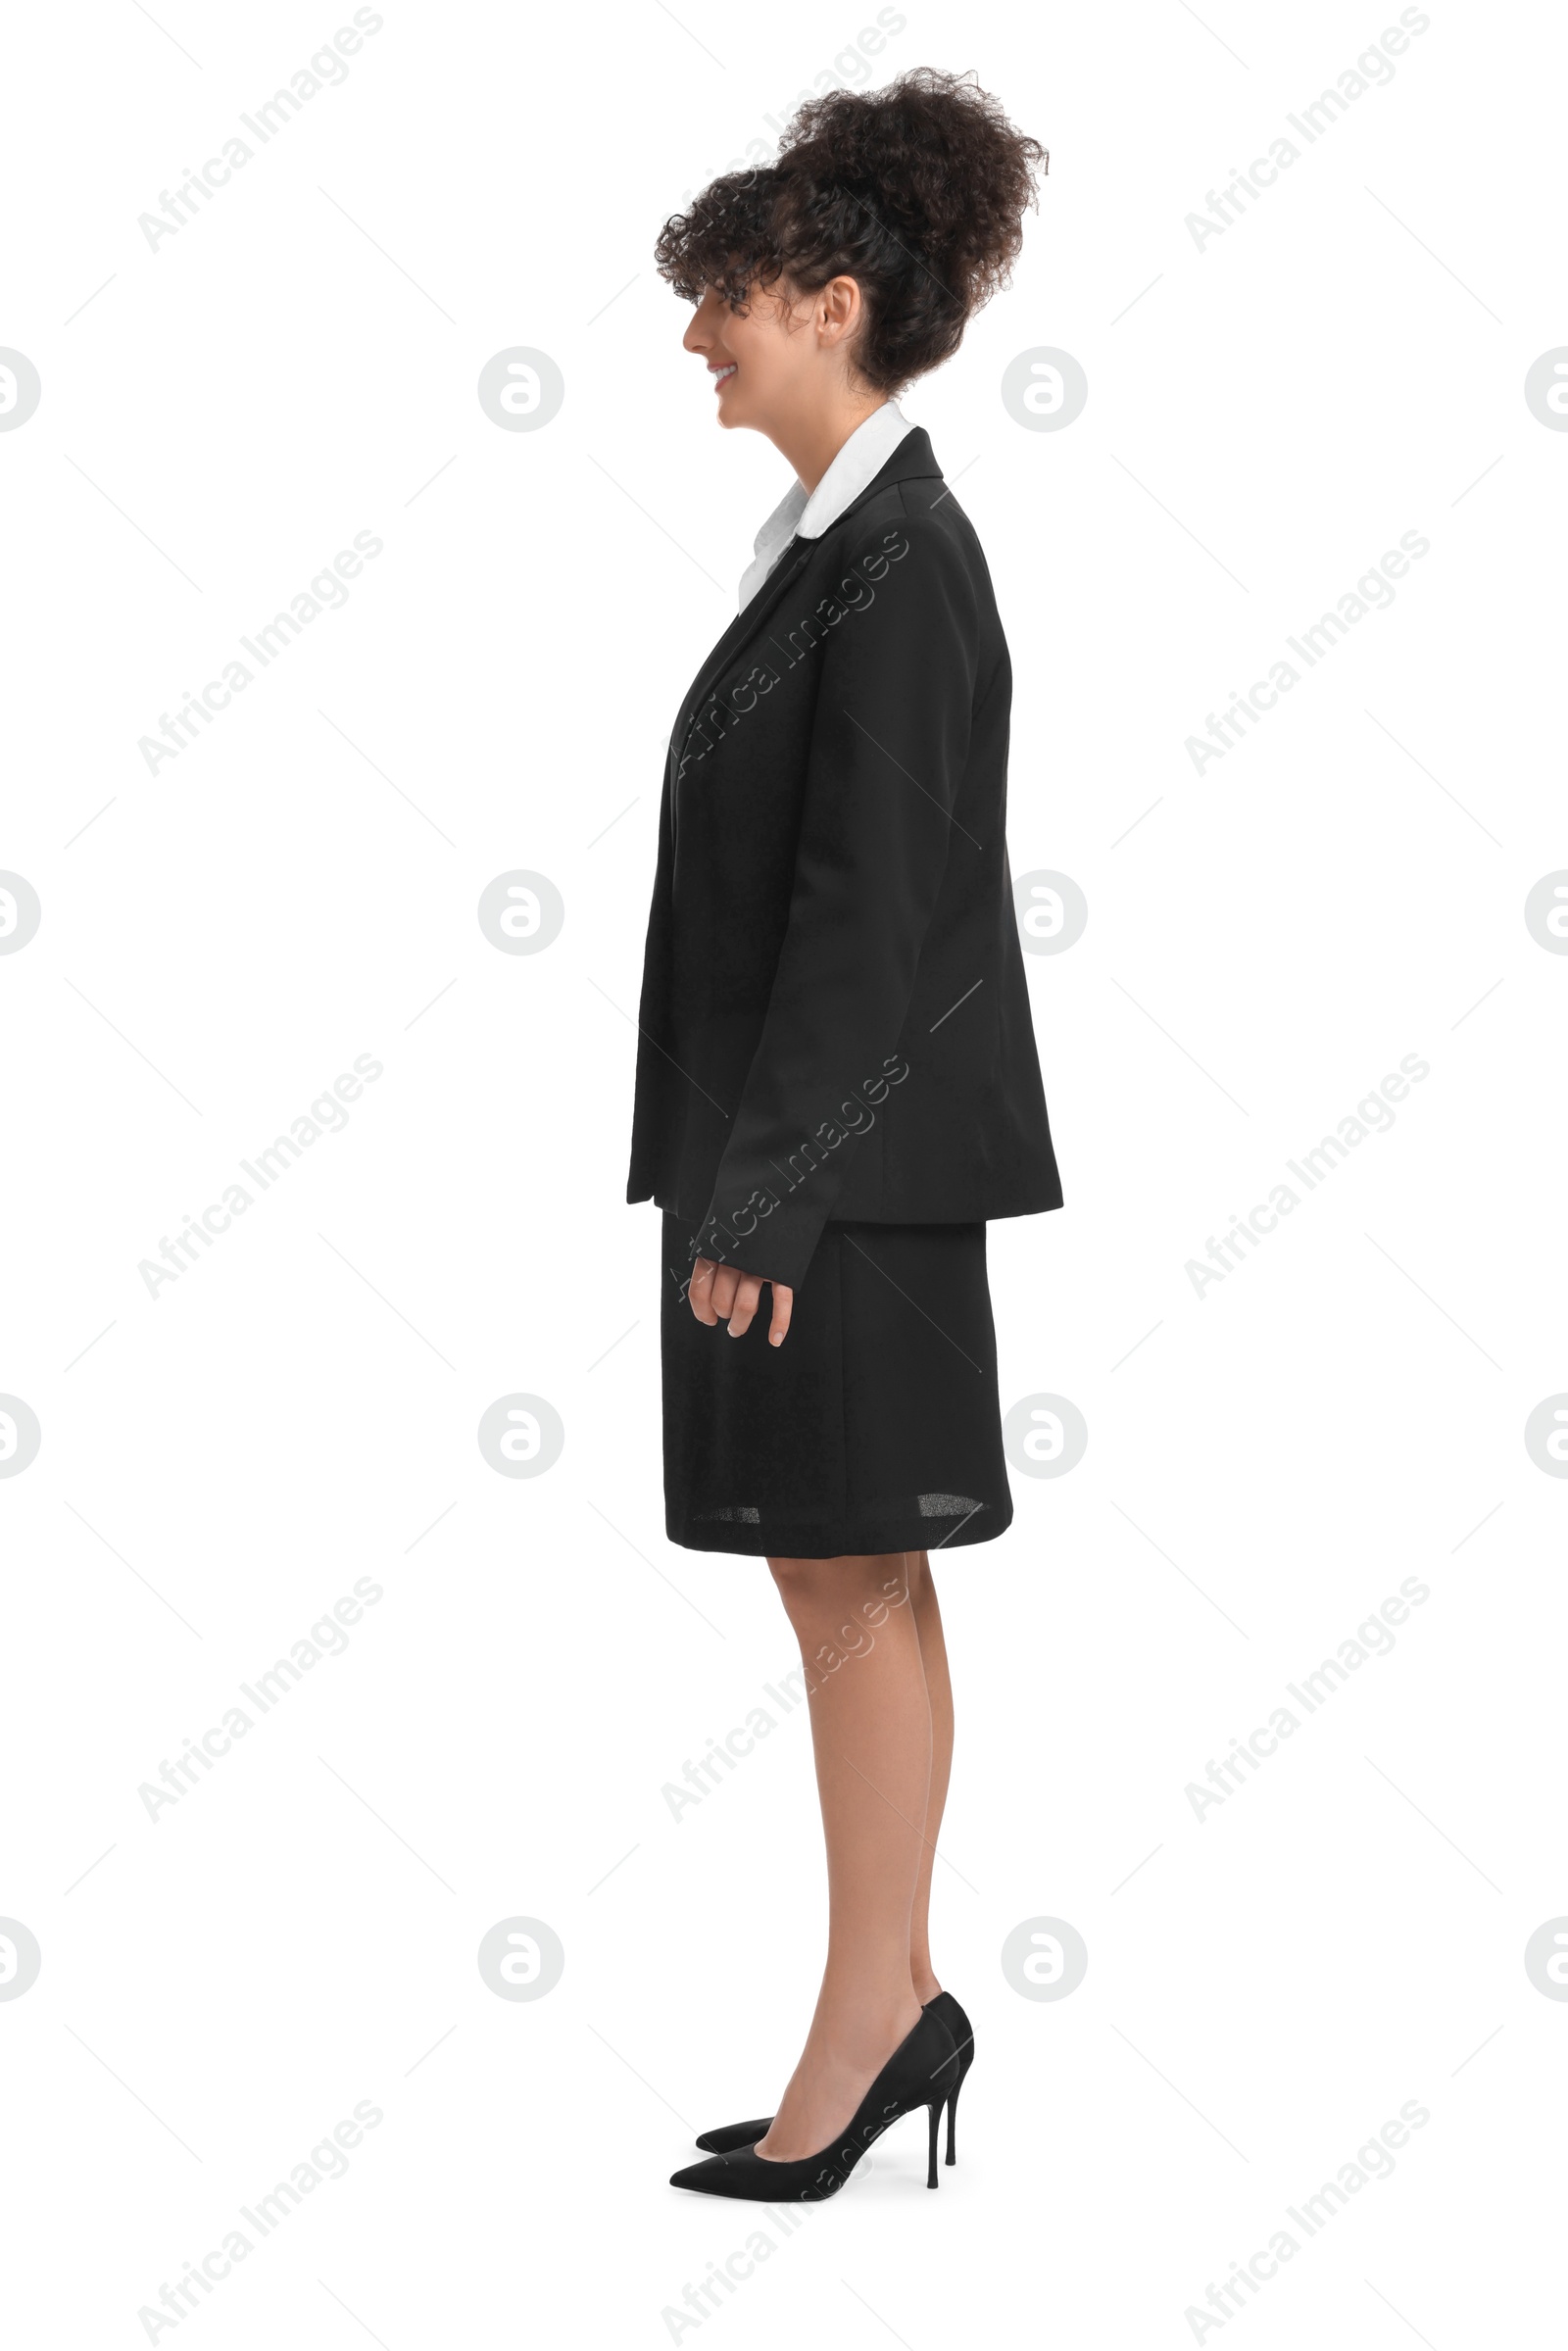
[683, 286, 726, 358]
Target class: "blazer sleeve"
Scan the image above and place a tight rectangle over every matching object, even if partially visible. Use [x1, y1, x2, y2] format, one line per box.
[691, 515, 981, 1290]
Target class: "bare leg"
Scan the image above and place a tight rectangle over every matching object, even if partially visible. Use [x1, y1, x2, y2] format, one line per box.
[756, 1549, 929, 2160]
[906, 1548, 954, 2005]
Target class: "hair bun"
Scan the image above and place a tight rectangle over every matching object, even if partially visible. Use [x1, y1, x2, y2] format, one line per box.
[656, 69, 1047, 396]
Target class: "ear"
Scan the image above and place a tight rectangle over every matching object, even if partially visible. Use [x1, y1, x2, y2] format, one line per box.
[816, 272, 864, 347]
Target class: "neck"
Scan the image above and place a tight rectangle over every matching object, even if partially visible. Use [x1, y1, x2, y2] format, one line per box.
[771, 392, 888, 495]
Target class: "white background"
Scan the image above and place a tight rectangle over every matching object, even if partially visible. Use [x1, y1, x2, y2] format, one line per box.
[3, 0, 1565, 2342]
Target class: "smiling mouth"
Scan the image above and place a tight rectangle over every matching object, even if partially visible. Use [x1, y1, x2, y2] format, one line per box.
[710, 363, 737, 388]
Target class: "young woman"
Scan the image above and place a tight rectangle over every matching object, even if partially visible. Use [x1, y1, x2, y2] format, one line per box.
[626, 69, 1063, 2199]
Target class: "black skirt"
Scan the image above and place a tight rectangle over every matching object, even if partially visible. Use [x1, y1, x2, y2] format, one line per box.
[660, 1212, 1013, 1558]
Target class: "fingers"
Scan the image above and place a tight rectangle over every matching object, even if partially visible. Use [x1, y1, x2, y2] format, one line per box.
[725, 1272, 764, 1338]
[688, 1257, 743, 1325]
[686, 1257, 794, 1347]
[687, 1256, 719, 1324]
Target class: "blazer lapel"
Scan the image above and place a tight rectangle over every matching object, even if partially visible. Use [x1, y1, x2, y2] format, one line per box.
[680, 542, 810, 731]
[669, 427, 948, 806]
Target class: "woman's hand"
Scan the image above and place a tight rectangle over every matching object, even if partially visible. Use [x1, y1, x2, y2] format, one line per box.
[688, 1256, 794, 1347]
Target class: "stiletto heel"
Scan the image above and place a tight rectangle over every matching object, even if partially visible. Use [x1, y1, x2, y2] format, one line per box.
[695, 1987, 978, 2164]
[669, 2010, 960, 2201]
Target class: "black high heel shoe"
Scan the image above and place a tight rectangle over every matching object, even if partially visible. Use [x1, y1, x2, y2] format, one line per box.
[668, 2008, 959, 2200]
[694, 1988, 976, 2167]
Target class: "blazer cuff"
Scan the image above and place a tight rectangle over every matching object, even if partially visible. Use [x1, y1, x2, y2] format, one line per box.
[689, 1190, 829, 1294]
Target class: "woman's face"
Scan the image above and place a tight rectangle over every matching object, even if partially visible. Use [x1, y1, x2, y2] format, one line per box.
[682, 272, 861, 432]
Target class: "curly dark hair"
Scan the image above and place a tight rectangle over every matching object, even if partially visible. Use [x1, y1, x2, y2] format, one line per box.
[654, 69, 1048, 397]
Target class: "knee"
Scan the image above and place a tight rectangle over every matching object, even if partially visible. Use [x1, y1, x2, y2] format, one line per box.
[766, 1553, 832, 1603]
[766, 1550, 916, 1612]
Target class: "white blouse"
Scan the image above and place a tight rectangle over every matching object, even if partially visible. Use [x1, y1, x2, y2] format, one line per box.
[737, 398, 914, 610]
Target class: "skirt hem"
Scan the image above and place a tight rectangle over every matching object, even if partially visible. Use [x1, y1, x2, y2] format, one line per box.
[665, 1501, 1013, 1559]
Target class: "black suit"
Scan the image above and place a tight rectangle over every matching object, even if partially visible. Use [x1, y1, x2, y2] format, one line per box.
[626, 426, 1063, 1292]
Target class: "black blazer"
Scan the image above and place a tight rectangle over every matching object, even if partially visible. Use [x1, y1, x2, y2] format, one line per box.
[626, 425, 1063, 1291]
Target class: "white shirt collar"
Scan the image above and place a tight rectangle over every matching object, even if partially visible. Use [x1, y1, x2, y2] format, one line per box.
[737, 399, 914, 610]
